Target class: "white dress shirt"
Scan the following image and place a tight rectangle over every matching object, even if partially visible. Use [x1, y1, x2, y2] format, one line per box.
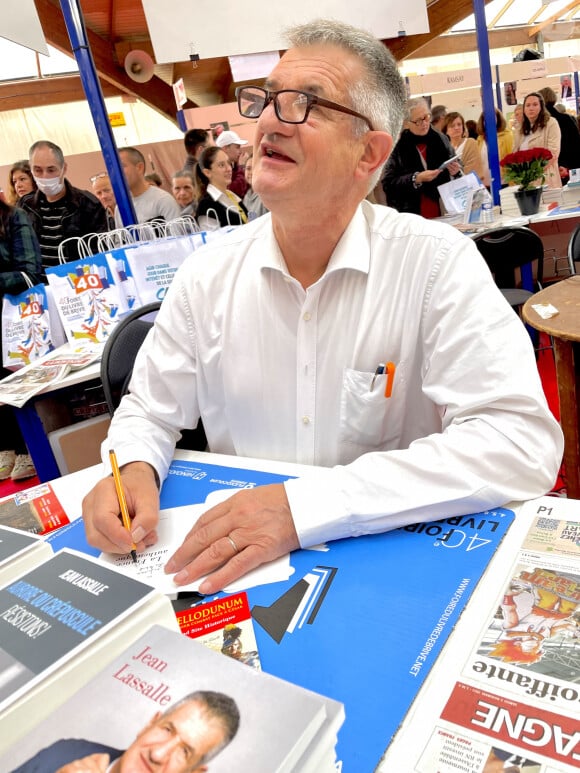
[108, 201, 563, 547]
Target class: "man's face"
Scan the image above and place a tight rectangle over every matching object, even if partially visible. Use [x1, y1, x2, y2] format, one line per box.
[118, 702, 226, 773]
[222, 143, 241, 163]
[251, 44, 369, 212]
[92, 175, 116, 210]
[120, 151, 144, 193]
[30, 146, 65, 181]
[407, 105, 431, 137]
[172, 176, 195, 207]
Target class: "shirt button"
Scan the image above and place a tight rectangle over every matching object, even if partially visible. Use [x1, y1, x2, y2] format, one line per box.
[303, 312, 311, 321]
[302, 416, 311, 425]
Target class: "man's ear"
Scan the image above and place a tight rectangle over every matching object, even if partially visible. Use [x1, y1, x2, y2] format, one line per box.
[62, 162, 68, 177]
[357, 131, 393, 179]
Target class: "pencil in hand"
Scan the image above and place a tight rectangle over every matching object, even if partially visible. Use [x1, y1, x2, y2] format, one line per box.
[109, 448, 137, 564]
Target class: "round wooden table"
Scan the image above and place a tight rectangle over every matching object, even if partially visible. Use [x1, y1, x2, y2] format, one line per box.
[523, 275, 580, 498]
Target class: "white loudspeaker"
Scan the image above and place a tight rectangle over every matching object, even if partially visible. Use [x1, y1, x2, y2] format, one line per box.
[124, 50, 155, 83]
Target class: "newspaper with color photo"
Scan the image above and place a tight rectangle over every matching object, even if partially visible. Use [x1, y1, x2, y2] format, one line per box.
[379, 496, 580, 773]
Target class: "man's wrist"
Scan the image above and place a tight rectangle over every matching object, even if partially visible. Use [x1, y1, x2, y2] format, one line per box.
[118, 461, 161, 490]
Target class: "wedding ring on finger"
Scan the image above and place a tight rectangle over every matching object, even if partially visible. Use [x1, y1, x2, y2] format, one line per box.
[227, 535, 239, 554]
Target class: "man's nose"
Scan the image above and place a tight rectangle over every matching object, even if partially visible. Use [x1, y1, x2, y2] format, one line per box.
[150, 735, 182, 762]
[256, 98, 290, 135]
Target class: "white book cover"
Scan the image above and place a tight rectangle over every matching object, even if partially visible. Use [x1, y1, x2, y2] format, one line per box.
[3, 623, 338, 773]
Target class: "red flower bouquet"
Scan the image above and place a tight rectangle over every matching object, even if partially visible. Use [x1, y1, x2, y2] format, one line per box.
[500, 147, 553, 190]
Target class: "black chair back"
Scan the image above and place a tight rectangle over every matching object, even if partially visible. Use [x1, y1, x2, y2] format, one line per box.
[473, 226, 544, 291]
[100, 301, 207, 451]
[101, 302, 161, 415]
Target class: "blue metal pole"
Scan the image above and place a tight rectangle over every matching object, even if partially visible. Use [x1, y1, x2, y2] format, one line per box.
[58, 0, 137, 227]
[176, 110, 187, 132]
[474, 0, 501, 206]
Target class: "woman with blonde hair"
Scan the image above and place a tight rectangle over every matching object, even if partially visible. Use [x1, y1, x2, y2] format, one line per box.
[476, 108, 513, 186]
[6, 160, 37, 205]
[443, 111, 485, 181]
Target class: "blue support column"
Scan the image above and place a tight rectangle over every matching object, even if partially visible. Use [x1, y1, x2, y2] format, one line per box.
[474, 0, 501, 206]
[177, 110, 187, 132]
[59, 0, 137, 228]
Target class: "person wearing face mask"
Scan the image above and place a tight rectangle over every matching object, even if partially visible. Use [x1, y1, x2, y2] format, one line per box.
[20, 140, 107, 269]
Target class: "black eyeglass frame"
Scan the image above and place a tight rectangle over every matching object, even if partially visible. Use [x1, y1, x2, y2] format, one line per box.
[235, 86, 375, 132]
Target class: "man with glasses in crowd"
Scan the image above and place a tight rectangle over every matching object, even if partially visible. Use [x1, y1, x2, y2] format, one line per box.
[382, 97, 461, 218]
[83, 20, 562, 595]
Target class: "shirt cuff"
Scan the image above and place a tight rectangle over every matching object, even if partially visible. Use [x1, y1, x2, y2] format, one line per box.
[284, 470, 353, 548]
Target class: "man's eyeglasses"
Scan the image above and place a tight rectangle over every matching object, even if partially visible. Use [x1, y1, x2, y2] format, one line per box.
[408, 114, 432, 127]
[90, 172, 108, 183]
[235, 86, 374, 131]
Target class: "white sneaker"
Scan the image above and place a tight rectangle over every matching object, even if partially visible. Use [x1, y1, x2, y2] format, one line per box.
[10, 454, 37, 481]
[0, 450, 16, 481]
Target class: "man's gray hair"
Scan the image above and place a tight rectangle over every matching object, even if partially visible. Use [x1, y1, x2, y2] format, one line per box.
[164, 690, 240, 765]
[29, 140, 65, 168]
[286, 19, 406, 190]
[286, 19, 406, 139]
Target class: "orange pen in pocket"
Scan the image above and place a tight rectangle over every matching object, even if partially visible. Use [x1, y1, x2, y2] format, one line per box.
[385, 362, 396, 398]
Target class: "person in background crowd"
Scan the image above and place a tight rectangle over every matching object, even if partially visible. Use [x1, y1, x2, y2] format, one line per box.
[511, 103, 524, 134]
[113, 147, 181, 228]
[538, 86, 580, 185]
[430, 104, 447, 133]
[195, 146, 248, 229]
[215, 130, 250, 199]
[242, 154, 268, 220]
[145, 172, 163, 187]
[513, 92, 561, 188]
[443, 111, 485, 181]
[465, 119, 478, 140]
[171, 169, 198, 217]
[90, 172, 116, 229]
[383, 97, 461, 217]
[7, 160, 37, 205]
[183, 128, 210, 174]
[476, 108, 514, 187]
[82, 18, 562, 597]
[0, 197, 44, 482]
[20, 140, 107, 268]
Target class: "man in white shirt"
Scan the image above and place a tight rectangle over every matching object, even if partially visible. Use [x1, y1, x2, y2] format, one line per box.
[114, 146, 180, 228]
[83, 20, 563, 594]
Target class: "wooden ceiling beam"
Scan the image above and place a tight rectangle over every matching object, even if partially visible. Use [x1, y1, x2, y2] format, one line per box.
[406, 26, 531, 59]
[385, 0, 496, 60]
[34, 0, 190, 121]
[528, 1, 580, 36]
[0, 75, 120, 111]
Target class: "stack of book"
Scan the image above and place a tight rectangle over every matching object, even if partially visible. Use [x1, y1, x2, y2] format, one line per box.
[0, 624, 344, 772]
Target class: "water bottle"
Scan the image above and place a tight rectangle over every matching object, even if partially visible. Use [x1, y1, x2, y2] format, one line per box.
[481, 201, 494, 225]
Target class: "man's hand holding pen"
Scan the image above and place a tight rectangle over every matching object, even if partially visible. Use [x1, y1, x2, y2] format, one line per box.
[82, 461, 159, 557]
[82, 465, 300, 593]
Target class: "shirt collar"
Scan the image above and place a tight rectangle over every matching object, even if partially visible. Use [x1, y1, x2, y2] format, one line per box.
[259, 203, 371, 279]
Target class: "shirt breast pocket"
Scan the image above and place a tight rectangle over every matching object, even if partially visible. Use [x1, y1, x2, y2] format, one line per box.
[339, 366, 405, 453]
